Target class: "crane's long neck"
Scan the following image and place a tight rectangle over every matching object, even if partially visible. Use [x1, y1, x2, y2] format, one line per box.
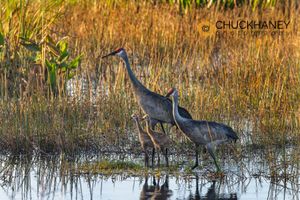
[145, 120, 153, 134]
[122, 54, 147, 93]
[172, 95, 186, 126]
[134, 118, 144, 133]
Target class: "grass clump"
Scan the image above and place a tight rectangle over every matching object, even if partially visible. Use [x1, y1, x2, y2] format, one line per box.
[76, 160, 143, 175]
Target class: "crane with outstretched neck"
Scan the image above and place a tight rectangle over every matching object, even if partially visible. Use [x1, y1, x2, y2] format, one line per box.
[102, 48, 192, 133]
[168, 88, 238, 171]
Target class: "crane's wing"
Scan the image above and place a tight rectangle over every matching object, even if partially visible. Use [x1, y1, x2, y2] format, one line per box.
[191, 120, 238, 142]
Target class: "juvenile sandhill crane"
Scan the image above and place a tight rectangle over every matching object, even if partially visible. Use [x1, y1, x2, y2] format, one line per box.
[102, 48, 192, 133]
[144, 115, 171, 167]
[168, 88, 238, 171]
[131, 114, 155, 167]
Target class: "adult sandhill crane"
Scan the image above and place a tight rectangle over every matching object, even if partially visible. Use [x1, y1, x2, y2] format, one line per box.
[102, 48, 192, 133]
[144, 115, 171, 167]
[168, 88, 238, 171]
[131, 114, 155, 167]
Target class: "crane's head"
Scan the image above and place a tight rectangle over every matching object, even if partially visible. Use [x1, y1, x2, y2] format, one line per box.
[165, 87, 176, 98]
[142, 114, 150, 121]
[102, 48, 126, 58]
[131, 113, 139, 120]
[168, 87, 178, 98]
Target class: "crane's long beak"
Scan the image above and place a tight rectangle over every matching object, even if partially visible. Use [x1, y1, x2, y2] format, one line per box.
[102, 50, 117, 58]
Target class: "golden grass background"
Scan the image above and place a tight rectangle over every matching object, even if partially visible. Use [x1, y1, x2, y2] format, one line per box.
[0, 1, 299, 154]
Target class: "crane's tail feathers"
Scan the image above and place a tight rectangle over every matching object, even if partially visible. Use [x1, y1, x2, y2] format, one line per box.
[225, 127, 239, 143]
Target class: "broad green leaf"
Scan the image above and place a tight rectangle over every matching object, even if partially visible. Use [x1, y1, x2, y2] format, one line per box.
[46, 60, 57, 90]
[69, 55, 82, 69]
[67, 71, 75, 80]
[45, 59, 53, 70]
[34, 53, 42, 63]
[59, 62, 68, 70]
[57, 40, 68, 53]
[61, 66, 67, 72]
[0, 33, 4, 46]
[59, 50, 69, 62]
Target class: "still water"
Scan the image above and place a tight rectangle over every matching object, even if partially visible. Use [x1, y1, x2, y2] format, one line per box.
[0, 152, 298, 200]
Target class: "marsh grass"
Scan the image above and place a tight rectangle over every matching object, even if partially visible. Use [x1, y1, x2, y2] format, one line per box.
[0, 0, 299, 168]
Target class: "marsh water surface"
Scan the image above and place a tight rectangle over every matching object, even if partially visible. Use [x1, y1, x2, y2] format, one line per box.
[0, 149, 298, 200]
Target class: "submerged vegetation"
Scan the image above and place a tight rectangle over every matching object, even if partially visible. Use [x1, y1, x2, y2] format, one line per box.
[0, 0, 299, 161]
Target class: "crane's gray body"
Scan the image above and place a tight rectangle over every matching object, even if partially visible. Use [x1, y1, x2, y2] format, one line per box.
[176, 118, 238, 146]
[135, 88, 179, 125]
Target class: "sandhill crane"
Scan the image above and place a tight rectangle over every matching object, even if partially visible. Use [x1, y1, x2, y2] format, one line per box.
[102, 48, 192, 134]
[144, 115, 171, 167]
[131, 114, 155, 167]
[168, 88, 238, 171]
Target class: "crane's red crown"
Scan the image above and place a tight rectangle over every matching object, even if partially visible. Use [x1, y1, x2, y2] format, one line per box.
[166, 87, 175, 97]
[102, 48, 124, 58]
[115, 48, 124, 53]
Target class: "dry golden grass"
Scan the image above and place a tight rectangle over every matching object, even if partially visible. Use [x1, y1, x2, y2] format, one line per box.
[0, 1, 299, 153]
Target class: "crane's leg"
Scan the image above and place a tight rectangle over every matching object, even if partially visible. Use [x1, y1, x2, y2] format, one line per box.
[157, 149, 160, 168]
[144, 175, 148, 185]
[195, 174, 200, 197]
[207, 145, 221, 172]
[164, 148, 169, 167]
[151, 148, 155, 167]
[164, 175, 169, 188]
[160, 122, 166, 135]
[153, 175, 156, 186]
[192, 144, 199, 170]
[145, 150, 149, 167]
[148, 118, 167, 135]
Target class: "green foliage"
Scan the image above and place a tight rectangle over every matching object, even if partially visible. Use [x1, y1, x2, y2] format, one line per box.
[0, 33, 4, 47]
[20, 36, 82, 95]
[44, 37, 82, 94]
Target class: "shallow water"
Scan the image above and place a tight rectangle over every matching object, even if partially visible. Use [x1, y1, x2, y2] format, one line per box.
[0, 152, 298, 200]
